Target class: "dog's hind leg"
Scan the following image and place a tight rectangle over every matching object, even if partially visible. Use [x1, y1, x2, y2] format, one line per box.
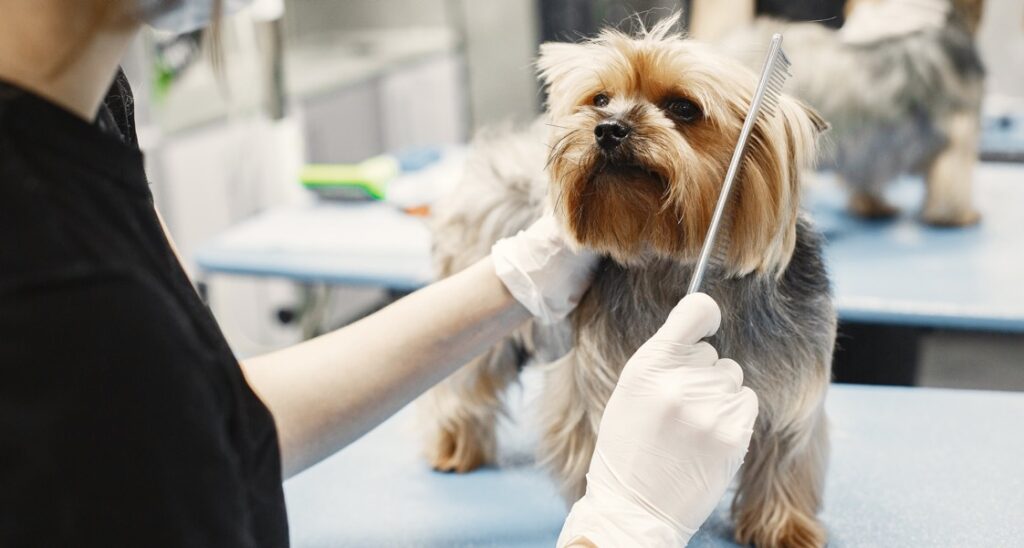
[422, 339, 522, 472]
[922, 111, 981, 226]
[733, 384, 829, 548]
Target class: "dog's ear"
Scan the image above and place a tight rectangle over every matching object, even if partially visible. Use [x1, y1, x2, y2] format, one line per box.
[726, 94, 822, 277]
[536, 42, 590, 88]
[536, 42, 595, 116]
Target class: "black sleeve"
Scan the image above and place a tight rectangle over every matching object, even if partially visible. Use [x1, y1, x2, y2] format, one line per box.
[0, 269, 255, 547]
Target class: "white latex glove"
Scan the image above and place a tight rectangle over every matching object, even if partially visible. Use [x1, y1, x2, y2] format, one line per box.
[839, 0, 950, 45]
[491, 214, 598, 325]
[558, 293, 759, 547]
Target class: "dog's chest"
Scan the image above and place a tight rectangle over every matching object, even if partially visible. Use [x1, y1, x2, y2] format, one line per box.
[578, 258, 694, 357]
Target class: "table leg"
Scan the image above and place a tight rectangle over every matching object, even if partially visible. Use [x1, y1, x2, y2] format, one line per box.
[197, 278, 209, 304]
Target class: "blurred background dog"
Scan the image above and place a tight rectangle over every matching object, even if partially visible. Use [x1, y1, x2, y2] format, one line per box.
[723, 0, 986, 225]
[425, 14, 837, 547]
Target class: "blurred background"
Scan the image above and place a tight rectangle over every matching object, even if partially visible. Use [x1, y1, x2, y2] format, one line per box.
[122, 0, 1024, 390]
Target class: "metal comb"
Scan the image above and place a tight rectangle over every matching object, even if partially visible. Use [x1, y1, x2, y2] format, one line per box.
[686, 33, 791, 295]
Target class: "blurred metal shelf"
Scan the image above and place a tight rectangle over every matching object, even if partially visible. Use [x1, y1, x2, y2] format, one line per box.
[154, 27, 459, 134]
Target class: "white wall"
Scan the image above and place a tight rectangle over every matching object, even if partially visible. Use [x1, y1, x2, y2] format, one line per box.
[976, 0, 1024, 99]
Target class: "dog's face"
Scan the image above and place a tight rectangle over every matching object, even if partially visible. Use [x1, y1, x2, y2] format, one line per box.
[539, 17, 826, 276]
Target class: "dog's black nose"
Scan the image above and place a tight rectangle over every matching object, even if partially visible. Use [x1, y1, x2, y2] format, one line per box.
[594, 121, 631, 150]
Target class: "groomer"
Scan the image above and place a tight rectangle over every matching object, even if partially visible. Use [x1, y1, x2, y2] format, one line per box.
[0, 1, 758, 546]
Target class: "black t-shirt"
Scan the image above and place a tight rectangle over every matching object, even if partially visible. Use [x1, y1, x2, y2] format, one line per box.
[0, 72, 289, 546]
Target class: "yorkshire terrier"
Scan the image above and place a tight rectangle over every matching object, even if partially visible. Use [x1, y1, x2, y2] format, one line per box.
[424, 14, 836, 548]
[726, 0, 986, 226]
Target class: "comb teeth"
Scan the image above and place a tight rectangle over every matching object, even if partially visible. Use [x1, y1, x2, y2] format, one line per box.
[685, 33, 793, 296]
[760, 40, 791, 119]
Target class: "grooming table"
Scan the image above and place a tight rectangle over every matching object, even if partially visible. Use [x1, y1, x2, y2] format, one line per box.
[195, 161, 1024, 332]
[809, 163, 1024, 332]
[195, 202, 434, 291]
[284, 383, 1024, 546]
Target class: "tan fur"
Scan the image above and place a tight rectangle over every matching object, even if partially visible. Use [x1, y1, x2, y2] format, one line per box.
[922, 111, 982, 226]
[424, 13, 833, 547]
[733, 369, 831, 548]
[424, 342, 520, 472]
[953, 0, 986, 35]
[847, 188, 900, 219]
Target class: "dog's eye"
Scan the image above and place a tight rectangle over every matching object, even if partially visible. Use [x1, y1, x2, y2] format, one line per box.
[665, 99, 701, 122]
[593, 93, 610, 107]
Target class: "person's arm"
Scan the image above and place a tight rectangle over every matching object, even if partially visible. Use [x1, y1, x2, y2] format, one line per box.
[242, 258, 529, 477]
[241, 215, 596, 478]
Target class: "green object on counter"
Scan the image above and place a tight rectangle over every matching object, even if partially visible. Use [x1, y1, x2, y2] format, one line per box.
[300, 155, 400, 201]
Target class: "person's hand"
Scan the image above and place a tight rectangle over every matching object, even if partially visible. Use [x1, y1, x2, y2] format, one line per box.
[558, 293, 759, 547]
[491, 214, 598, 325]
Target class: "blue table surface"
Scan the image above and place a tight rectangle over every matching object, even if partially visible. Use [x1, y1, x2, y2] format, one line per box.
[196, 162, 1024, 331]
[284, 383, 1024, 547]
[811, 163, 1024, 331]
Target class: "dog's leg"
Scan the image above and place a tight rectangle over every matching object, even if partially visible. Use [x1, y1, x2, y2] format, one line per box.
[422, 339, 521, 472]
[733, 384, 829, 548]
[538, 343, 619, 503]
[846, 184, 899, 219]
[922, 111, 981, 226]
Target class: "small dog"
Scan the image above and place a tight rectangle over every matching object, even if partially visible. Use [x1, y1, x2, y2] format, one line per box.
[726, 0, 986, 225]
[425, 14, 836, 547]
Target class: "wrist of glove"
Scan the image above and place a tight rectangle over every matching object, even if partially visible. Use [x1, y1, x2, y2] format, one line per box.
[559, 475, 691, 547]
[558, 293, 759, 547]
[491, 214, 598, 324]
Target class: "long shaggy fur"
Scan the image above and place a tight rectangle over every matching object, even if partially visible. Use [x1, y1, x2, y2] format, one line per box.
[423, 13, 836, 547]
[724, 2, 985, 225]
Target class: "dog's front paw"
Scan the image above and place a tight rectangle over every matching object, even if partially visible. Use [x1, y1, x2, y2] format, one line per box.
[848, 191, 900, 220]
[734, 509, 826, 548]
[921, 205, 981, 227]
[427, 421, 491, 473]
